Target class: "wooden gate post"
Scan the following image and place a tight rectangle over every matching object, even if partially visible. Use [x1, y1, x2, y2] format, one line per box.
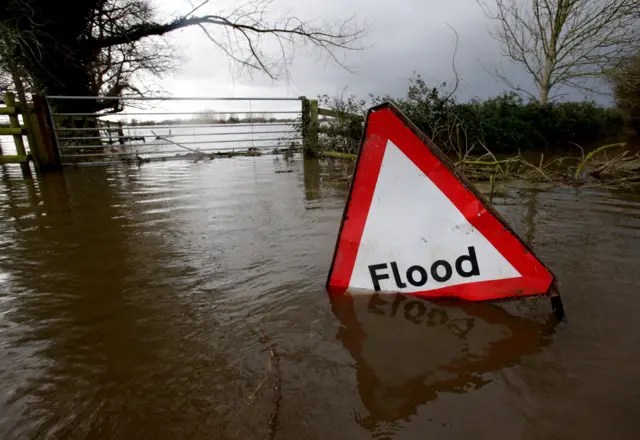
[301, 97, 319, 157]
[301, 97, 310, 149]
[31, 94, 62, 170]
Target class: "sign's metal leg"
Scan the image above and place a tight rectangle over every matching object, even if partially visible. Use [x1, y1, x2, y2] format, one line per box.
[549, 284, 565, 321]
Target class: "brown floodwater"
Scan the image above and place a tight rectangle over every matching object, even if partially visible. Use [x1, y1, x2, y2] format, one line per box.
[1, 157, 639, 440]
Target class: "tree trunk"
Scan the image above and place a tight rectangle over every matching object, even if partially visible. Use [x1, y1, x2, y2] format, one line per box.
[539, 87, 549, 105]
[539, 58, 553, 105]
[31, 59, 100, 113]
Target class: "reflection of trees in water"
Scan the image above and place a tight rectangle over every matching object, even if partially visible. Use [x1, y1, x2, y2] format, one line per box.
[0, 168, 155, 436]
[331, 294, 558, 434]
[524, 189, 539, 246]
[0, 167, 211, 438]
[303, 158, 322, 201]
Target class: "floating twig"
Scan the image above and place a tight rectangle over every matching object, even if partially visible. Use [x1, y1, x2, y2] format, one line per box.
[591, 151, 629, 178]
[268, 346, 282, 440]
[574, 142, 626, 180]
[245, 377, 269, 405]
[517, 153, 553, 181]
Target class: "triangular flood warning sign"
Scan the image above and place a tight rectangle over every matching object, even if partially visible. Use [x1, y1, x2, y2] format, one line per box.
[326, 103, 555, 301]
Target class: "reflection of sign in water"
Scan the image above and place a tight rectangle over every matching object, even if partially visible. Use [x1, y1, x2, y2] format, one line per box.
[331, 294, 556, 432]
[327, 103, 558, 305]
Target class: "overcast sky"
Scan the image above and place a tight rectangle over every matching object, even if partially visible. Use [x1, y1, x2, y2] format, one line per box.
[147, 0, 602, 112]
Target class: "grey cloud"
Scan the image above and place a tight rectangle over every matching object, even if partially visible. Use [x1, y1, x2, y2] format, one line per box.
[156, 0, 603, 103]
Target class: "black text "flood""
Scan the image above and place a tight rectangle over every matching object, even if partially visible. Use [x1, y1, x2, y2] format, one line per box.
[368, 246, 480, 291]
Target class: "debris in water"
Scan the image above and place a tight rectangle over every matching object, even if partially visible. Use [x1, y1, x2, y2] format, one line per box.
[268, 346, 282, 440]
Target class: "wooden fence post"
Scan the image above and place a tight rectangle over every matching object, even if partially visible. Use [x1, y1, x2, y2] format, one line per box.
[31, 94, 62, 170]
[301, 97, 309, 148]
[117, 121, 125, 145]
[301, 98, 319, 157]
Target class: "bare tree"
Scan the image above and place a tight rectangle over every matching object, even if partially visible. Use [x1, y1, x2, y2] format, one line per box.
[83, 0, 364, 79]
[477, 0, 640, 104]
[0, 64, 11, 94]
[1, 0, 365, 112]
[86, 1, 179, 100]
[0, 20, 24, 93]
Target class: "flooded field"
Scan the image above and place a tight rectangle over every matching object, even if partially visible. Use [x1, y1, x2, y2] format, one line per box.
[1, 156, 639, 439]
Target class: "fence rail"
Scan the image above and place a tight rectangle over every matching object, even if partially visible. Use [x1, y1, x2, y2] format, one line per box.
[47, 96, 302, 101]
[0, 127, 27, 136]
[317, 107, 363, 121]
[51, 111, 302, 117]
[63, 145, 285, 158]
[53, 122, 294, 131]
[59, 138, 293, 149]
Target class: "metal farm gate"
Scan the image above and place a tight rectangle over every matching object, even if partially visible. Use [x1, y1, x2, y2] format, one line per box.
[45, 96, 304, 166]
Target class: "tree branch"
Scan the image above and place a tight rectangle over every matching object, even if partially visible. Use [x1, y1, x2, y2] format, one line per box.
[85, 15, 363, 52]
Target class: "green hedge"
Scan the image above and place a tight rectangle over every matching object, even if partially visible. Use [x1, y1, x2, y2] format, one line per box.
[388, 76, 625, 154]
[320, 75, 626, 155]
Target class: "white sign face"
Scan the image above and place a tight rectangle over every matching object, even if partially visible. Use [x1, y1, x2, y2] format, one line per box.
[349, 141, 520, 294]
[327, 104, 554, 301]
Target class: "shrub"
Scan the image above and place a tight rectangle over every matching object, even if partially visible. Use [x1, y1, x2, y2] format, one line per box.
[316, 94, 367, 154]
[317, 74, 626, 155]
